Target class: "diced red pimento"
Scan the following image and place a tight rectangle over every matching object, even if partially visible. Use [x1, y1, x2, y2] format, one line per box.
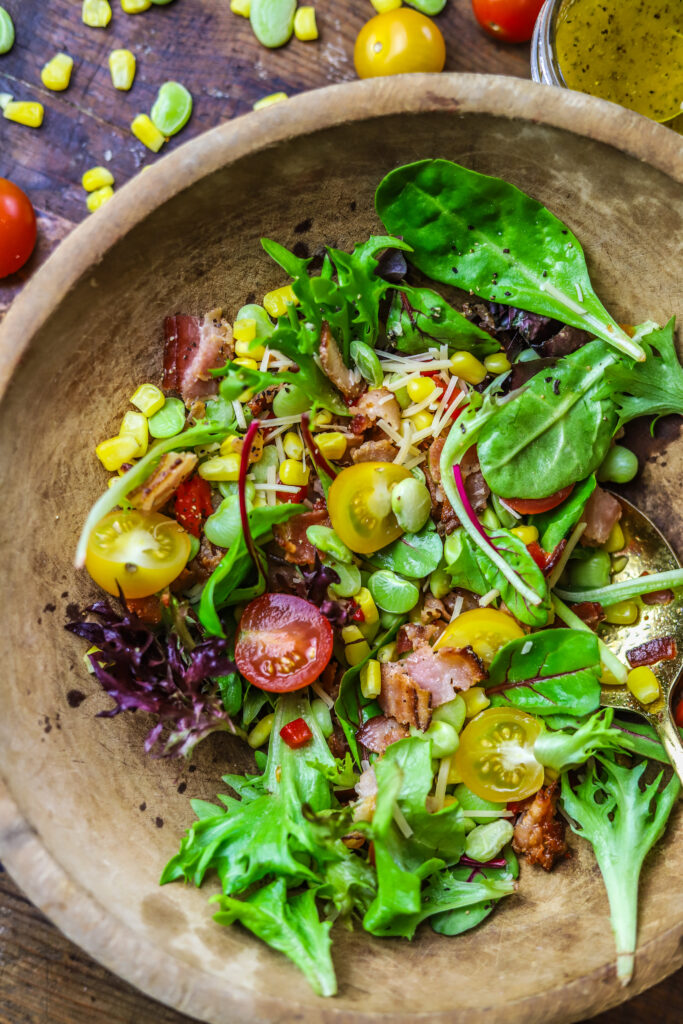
[174, 475, 214, 538]
[280, 717, 313, 749]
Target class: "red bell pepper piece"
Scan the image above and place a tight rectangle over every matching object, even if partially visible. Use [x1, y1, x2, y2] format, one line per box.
[174, 474, 214, 538]
[280, 717, 313, 749]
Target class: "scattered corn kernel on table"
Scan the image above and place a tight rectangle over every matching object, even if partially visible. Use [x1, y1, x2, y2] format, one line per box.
[0, 1, 681, 1022]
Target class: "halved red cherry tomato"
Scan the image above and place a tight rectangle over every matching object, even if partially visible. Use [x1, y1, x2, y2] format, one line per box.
[471, 0, 545, 45]
[174, 474, 214, 538]
[354, 9, 446, 79]
[0, 178, 37, 279]
[235, 593, 333, 692]
[280, 717, 313, 749]
[504, 483, 574, 515]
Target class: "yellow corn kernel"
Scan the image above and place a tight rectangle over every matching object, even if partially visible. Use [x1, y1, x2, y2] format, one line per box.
[511, 524, 539, 545]
[86, 186, 114, 212]
[406, 376, 436, 403]
[604, 600, 639, 625]
[130, 383, 165, 417]
[263, 285, 298, 318]
[95, 435, 138, 471]
[484, 351, 512, 375]
[377, 641, 397, 663]
[627, 666, 660, 705]
[109, 49, 136, 90]
[253, 92, 288, 110]
[360, 660, 382, 699]
[600, 666, 624, 686]
[221, 431, 263, 463]
[233, 318, 256, 344]
[198, 454, 242, 481]
[235, 337, 266, 360]
[283, 431, 304, 460]
[82, 166, 114, 192]
[342, 625, 364, 645]
[355, 587, 379, 626]
[371, 0, 402, 10]
[248, 713, 275, 749]
[41, 54, 74, 92]
[3, 101, 44, 128]
[315, 431, 347, 461]
[82, 0, 112, 28]
[131, 113, 166, 152]
[346, 637, 371, 667]
[233, 356, 259, 371]
[604, 521, 625, 553]
[411, 410, 434, 432]
[121, 0, 151, 12]
[230, 0, 251, 15]
[294, 6, 318, 40]
[447, 761, 463, 785]
[279, 459, 310, 487]
[450, 351, 487, 386]
[463, 687, 490, 718]
[119, 410, 149, 457]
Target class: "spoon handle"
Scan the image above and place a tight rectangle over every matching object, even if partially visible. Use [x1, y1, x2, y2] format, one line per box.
[653, 712, 683, 785]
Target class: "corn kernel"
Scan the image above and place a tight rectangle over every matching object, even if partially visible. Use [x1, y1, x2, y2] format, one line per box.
[411, 410, 434, 432]
[82, 0, 112, 28]
[109, 49, 136, 90]
[131, 113, 166, 152]
[313, 409, 332, 428]
[627, 666, 660, 705]
[600, 666, 625, 686]
[230, 0, 251, 15]
[3, 101, 44, 128]
[355, 587, 379, 626]
[121, 0, 151, 12]
[279, 459, 310, 487]
[360, 660, 382, 699]
[119, 410, 148, 457]
[82, 166, 114, 192]
[406, 376, 436, 403]
[233, 356, 259, 371]
[447, 761, 463, 785]
[235, 337, 266, 360]
[604, 521, 625, 553]
[450, 351, 487, 386]
[233, 318, 256, 344]
[130, 383, 165, 417]
[41, 53, 74, 92]
[371, 0, 402, 10]
[604, 600, 639, 625]
[198, 454, 242, 481]
[283, 431, 304, 460]
[253, 92, 288, 111]
[377, 641, 397, 663]
[346, 637, 371, 667]
[86, 186, 114, 212]
[510, 524, 539, 545]
[315, 431, 347, 461]
[95, 435, 138, 471]
[463, 687, 490, 718]
[484, 352, 512, 375]
[221, 431, 263, 463]
[263, 285, 298, 318]
[293, 6, 318, 41]
[248, 713, 275, 749]
[342, 625, 364, 645]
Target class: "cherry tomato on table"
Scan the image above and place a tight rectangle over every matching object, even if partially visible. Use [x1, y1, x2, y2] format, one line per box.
[455, 706, 545, 802]
[328, 461, 412, 554]
[504, 483, 574, 515]
[354, 9, 446, 80]
[235, 593, 334, 693]
[85, 509, 192, 599]
[0, 178, 37, 278]
[471, 0, 546, 44]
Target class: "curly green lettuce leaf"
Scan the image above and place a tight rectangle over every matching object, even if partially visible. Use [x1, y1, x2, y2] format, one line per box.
[606, 319, 682, 430]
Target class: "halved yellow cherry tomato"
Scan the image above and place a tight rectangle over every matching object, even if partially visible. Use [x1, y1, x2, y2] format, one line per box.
[455, 707, 544, 802]
[354, 9, 446, 80]
[434, 607, 525, 664]
[328, 461, 412, 554]
[85, 509, 191, 599]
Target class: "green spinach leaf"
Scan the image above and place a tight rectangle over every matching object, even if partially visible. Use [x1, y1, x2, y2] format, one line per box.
[367, 522, 443, 579]
[533, 475, 597, 552]
[386, 285, 499, 355]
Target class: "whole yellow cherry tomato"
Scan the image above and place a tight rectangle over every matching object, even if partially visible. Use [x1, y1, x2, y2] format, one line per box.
[455, 707, 545, 802]
[354, 9, 446, 80]
[434, 607, 525, 664]
[85, 509, 191, 599]
[327, 461, 412, 554]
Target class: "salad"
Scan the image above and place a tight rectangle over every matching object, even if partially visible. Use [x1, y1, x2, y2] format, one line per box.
[67, 159, 683, 997]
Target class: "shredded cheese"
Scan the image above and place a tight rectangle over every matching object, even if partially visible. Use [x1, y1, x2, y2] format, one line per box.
[232, 399, 247, 430]
[521, 640, 533, 655]
[498, 498, 521, 520]
[449, 595, 464, 622]
[311, 681, 334, 708]
[478, 588, 500, 607]
[392, 804, 414, 839]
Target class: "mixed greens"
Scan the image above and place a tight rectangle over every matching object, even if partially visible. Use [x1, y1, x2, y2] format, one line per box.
[68, 160, 683, 995]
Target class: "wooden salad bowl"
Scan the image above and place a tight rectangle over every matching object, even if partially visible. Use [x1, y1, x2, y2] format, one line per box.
[0, 75, 681, 1024]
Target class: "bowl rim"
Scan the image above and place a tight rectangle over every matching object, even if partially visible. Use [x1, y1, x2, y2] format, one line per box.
[0, 74, 682, 1024]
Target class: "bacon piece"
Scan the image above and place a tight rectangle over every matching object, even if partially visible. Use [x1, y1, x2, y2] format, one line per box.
[640, 573, 674, 605]
[512, 781, 568, 871]
[272, 507, 330, 565]
[422, 594, 449, 624]
[396, 622, 440, 654]
[626, 636, 677, 668]
[128, 452, 198, 512]
[163, 310, 233, 404]
[428, 436, 445, 485]
[319, 322, 363, 399]
[357, 715, 409, 753]
[580, 486, 622, 547]
[351, 438, 399, 463]
[379, 663, 432, 730]
[380, 640, 485, 727]
[352, 387, 402, 433]
[570, 601, 605, 629]
[539, 325, 589, 358]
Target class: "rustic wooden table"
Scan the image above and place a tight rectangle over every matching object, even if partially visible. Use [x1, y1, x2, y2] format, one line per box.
[0, 2, 680, 1022]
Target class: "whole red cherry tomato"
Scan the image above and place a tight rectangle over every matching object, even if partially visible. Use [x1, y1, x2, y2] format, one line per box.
[0, 178, 37, 278]
[471, 0, 545, 44]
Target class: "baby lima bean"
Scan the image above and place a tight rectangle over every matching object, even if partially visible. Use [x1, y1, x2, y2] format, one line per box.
[250, 0, 296, 48]
[151, 82, 193, 137]
[0, 6, 14, 54]
[390, 477, 431, 534]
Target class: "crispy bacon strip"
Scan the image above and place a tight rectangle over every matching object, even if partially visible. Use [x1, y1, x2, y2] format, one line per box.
[163, 310, 233, 404]
[379, 641, 485, 728]
[128, 452, 198, 512]
[352, 386, 402, 432]
[512, 781, 568, 871]
[569, 601, 605, 630]
[319, 322, 363, 399]
[580, 486, 622, 547]
[626, 636, 677, 668]
[272, 507, 330, 565]
[357, 715, 409, 754]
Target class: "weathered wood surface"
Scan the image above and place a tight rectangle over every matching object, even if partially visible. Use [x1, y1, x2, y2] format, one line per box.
[0, 4, 681, 1023]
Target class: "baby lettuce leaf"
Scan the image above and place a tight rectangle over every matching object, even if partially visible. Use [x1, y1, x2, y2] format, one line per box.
[533, 709, 630, 772]
[605, 319, 683, 429]
[431, 846, 519, 936]
[533, 475, 596, 553]
[561, 756, 680, 985]
[375, 159, 643, 360]
[367, 522, 443, 579]
[476, 340, 619, 498]
[327, 235, 412, 347]
[485, 629, 601, 717]
[386, 285, 499, 355]
[212, 879, 337, 998]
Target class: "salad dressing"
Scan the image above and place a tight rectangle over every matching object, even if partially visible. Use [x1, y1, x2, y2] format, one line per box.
[554, 0, 683, 122]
